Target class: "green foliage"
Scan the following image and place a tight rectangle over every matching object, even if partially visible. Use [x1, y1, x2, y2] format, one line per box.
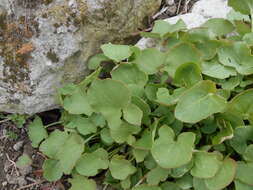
[27, 3, 253, 189]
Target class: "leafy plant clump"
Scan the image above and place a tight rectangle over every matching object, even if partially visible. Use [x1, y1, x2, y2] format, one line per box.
[28, 2, 253, 190]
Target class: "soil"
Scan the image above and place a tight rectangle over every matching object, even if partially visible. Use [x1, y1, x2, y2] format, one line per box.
[0, 0, 199, 189]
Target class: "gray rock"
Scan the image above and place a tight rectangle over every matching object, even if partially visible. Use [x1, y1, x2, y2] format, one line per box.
[0, 0, 161, 114]
[136, 0, 232, 49]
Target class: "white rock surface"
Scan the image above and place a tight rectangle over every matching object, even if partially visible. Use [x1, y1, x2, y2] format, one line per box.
[136, 0, 232, 49]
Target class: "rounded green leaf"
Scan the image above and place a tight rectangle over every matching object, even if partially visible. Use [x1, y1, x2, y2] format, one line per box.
[110, 121, 140, 144]
[161, 182, 181, 190]
[235, 162, 253, 185]
[205, 158, 237, 190]
[147, 166, 170, 185]
[132, 185, 161, 190]
[175, 81, 227, 123]
[69, 175, 96, 190]
[123, 103, 143, 126]
[190, 151, 223, 179]
[193, 177, 210, 190]
[243, 144, 253, 162]
[28, 116, 48, 148]
[63, 89, 93, 115]
[230, 126, 253, 154]
[109, 156, 136, 180]
[202, 59, 237, 79]
[171, 160, 193, 178]
[151, 126, 195, 168]
[165, 43, 201, 77]
[173, 62, 202, 88]
[228, 0, 253, 15]
[88, 53, 110, 70]
[42, 159, 63, 182]
[234, 180, 253, 190]
[202, 18, 235, 36]
[16, 154, 32, 168]
[101, 43, 132, 62]
[135, 48, 166, 74]
[76, 148, 109, 176]
[227, 89, 253, 123]
[55, 133, 84, 174]
[87, 79, 131, 128]
[39, 130, 69, 158]
[111, 63, 147, 87]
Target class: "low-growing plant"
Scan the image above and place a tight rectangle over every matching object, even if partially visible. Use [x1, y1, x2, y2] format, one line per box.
[28, 1, 253, 190]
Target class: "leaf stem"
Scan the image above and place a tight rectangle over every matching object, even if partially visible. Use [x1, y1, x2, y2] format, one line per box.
[84, 132, 99, 144]
[251, 10, 253, 32]
[44, 121, 63, 128]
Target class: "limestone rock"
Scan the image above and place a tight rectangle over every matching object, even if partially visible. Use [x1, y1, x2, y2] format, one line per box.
[136, 0, 232, 49]
[0, 0, 161, 114]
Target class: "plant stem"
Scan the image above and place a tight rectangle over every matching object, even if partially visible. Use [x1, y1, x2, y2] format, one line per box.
[44, 121, 63, 128]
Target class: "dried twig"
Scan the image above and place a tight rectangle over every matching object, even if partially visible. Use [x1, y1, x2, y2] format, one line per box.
[176, 0, 183, 14]
[16, 180, 46, 190]
[5, 153, 19, 176]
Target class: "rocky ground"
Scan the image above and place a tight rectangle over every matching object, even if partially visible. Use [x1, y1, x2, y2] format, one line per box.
[0, 0, 198, 189]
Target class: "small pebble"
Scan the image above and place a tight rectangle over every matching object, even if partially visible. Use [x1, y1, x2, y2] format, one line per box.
[166, 0, 175, 6]
[13, 141, 24, 151]
[2, 181, 7, 187]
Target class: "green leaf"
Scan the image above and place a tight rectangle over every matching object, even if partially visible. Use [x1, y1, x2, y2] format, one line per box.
[156, 87, 186, 106]
[16, 154, 32, 168]
[234, 180, 253, 190]
[110, 121, 140, 144]
[230, 126, 253, 154]
[226, 89, 253, 123]
[100, 128, 114, 145]
[42, 159, 63, 182]
[212, 120, 234, 145]
[164, 43, 201, 77]
[121, 177, 131, 189]
[87, 79, 131, 129]
[63, 88, 93, 115]
[195, 40, 221, 60]
[193, 177, 210, 190]
[111, 63, 147, 87]
[69, 175, 96, 190]
[141, 19, 186, 39]
[55, 133, 84, 174]
[147, 166, 170, 185]
[176, 173, 193, 189]
[235, 162, 253, 186]
[28, 116, 48, 148]
[135, 48, 166, 74]
[76, 117, 97, 136]
[173, 62, 202, 88]
[132, 149, 149, 163]
[109, 155, 136, 180]
[190, 151, 223, 179]
[132, 185, 161, 190]
[39, 130, 69, 158]
[101, 43, 132, 62]
[228, 0, 253, 15]
[243, 144, 253, 162]
[123, 103, 143, 126]
[202, 59, 237, 79]
[161, 182, 182, 190]
[175, 81, 227, 123]
[201, 18, 235, 36]
[171, 160, 193, 178]
[88, 53, 110, 70]
[133, 129, 153, 150]
[76, 148, 109, 176]
[243, 33, 253, 46]
[218, 42, 253, 75]
[204, 158, 236, 190]
[151, 126, 195, 168]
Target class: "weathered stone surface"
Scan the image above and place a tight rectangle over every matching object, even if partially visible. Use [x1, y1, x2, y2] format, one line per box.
[0, 0, 161, 114]
[136, 0, 231, 49]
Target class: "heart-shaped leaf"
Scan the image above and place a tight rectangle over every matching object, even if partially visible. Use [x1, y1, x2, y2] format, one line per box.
[101, 43, 132, 62]
[55, 133, 84, 174]
[151, 126, 195, 168]
[175, 81, 227, 123]
[204, 158, 237, 190]
[190, 151, 223, 179]
[28, 117, 48, 148]
[173, 62, 202, 88]
[87, 79, 131, 129]
[235, 162, 253, 186]
[69, 175, 96, 190]
[123, 103, 143, 126]
[109, 155, 136, 180]
[42, 159, 63, 182]
[76, 148, 109, 176]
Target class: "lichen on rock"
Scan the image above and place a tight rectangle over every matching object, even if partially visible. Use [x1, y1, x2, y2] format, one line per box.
[0, 0, 161, 114]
